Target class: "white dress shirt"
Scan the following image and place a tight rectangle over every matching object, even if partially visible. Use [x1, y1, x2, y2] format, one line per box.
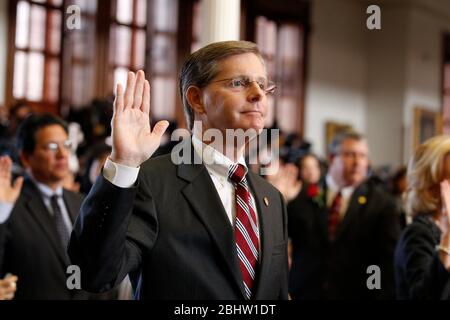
[0, 202, 13, 224]
[102, 136, 260, 227]
[32, 177, 73, 233]
[326, 175, 355, 221]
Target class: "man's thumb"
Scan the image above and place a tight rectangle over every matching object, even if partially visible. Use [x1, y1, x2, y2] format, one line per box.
[13, 176, 24, 192]
[152, 120, 170, 139]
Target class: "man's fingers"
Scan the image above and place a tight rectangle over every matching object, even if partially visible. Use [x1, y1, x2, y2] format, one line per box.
[151, 120, 170, 140]
[133, 70, 145, 109]
[13, 176, 24, 193]
[142, 80, 150, 115]
[124, 72, 136, 109]
[5, 274, 18, 282]
[114, 83, 124, 114]
[0, 156, 12, 183]
[0, 284, 16, 292]
[1, 291, 15, 300]
[0, 157, 7, 179]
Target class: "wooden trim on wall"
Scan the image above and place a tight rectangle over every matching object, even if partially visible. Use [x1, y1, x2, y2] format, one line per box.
[175, 0, 195, 128]
[298, 21, 311, 138]
[441, 32, 450, 133]
[413, 107, 443, 151]
[6, 0, 63, 114]
[243, 0, 311, 137]
[95, 0, 112, 98]
[5, 0, 17, 109]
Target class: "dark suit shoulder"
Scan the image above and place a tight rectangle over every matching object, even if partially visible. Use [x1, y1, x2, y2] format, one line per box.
[287, 184, 317, 213]
[141, 153, 176, 173]
[137, 154, 179, 187]
[356, 179, 397, 210]
[248, 171, 282, 198]
[400, 215, 440, 248]
[63, 188, 84, 202]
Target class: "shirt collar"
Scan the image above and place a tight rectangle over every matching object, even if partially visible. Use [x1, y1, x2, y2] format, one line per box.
[326, 174, 355, 198]
[27, 170, 63, 198]
[191, 135, 248, 180]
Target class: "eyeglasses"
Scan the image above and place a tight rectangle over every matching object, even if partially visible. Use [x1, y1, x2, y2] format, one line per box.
[40, 140, 73, 152]
[211, 76, 277, 95]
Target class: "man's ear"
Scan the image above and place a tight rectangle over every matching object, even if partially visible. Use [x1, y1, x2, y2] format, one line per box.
[19, 151, 30, 168]
[186, 86, 206, 115]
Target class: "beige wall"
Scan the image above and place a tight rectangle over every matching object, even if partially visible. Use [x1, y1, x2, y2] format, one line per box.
[305, 0, 450, 169]
[304, 0, 368, 159]
[402, 2, 450, 163]
[366, 3, 408, 169]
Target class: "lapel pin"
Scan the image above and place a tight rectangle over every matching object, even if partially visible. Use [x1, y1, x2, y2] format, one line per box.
[358, 196, 367, 205]
[264, 197, 269, 207]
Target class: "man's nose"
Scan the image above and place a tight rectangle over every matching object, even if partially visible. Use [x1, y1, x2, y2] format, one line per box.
[55, 145, 70, 157]
[247, 82, 263, 103]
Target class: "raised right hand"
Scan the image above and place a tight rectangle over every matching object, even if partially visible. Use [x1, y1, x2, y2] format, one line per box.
[0, 156, 23, 204]
[110, 71, 169, 167]
[266, 161, 302, 202]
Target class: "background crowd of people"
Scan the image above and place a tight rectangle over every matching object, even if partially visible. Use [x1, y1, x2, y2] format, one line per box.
[1, 95, 439, 300]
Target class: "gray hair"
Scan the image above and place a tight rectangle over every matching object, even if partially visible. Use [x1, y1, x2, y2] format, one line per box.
[178, 40, 263, 130]
[328, 130, 365, 156]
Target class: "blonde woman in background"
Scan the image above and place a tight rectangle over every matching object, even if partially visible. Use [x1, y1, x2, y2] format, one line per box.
[395, 135, 450, 299]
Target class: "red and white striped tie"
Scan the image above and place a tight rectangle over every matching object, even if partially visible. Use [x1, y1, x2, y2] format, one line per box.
[228, 163, 259, 299]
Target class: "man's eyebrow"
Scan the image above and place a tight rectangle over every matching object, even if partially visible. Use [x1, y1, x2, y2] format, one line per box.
[42, 140, 69, 144]
[232, 74, 269, 82]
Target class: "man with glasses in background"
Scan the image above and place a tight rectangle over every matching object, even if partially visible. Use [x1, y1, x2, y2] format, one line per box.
[288, 131, 401, 299]
[0, 114, 90, 299]
[69, 40, 289, 300]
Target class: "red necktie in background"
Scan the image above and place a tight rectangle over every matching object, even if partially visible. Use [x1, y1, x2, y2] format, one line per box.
[328, 191, 342, 241]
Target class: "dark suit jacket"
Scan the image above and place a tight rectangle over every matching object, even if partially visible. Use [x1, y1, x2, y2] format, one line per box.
[287, 180, 401, 299]
[0, 178, 89, 299]
[395, 214, 450, 299]
[68, 142, 289, 300]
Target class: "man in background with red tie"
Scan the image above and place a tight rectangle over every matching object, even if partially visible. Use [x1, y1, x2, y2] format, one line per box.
[68, 41, 289, 300]
[287, 131, 401, 299]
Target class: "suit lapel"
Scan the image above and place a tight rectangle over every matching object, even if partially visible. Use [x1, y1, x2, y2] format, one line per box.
[318, 185, 329, 243]
[335, 183, 369, 240]
[22, 180, 69, 266]
[63, 191, 79, 224]
[246, 172, 274, 299]
[178, 160, 246, 298]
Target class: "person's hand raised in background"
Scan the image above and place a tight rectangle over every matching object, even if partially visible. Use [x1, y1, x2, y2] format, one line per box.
[0, 274, 18, 300]
[0, 156, 23, 205]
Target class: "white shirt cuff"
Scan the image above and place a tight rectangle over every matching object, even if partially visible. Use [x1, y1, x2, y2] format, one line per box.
[103, 158, 140, 188]
[0, 202, 14, 224]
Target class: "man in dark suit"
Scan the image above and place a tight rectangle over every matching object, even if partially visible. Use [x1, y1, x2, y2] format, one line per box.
[288, 131, 401, 299]
[0, 114, 89, 299]
[68, 41, 289, 300]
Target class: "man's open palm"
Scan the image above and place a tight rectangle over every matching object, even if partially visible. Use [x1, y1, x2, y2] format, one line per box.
[110, 71, 169, 167]
[0, 156, 23, 204]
